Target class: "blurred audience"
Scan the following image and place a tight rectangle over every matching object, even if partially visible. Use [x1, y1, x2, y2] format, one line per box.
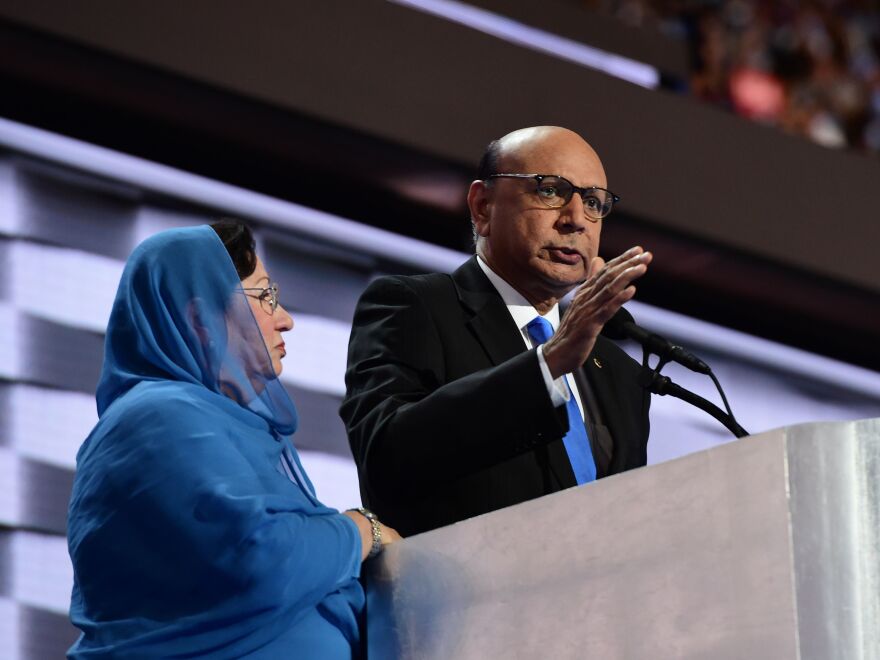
[586, 0, 880, 153]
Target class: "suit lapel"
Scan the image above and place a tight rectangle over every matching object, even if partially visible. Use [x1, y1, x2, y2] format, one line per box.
[453, 257, 576, 489]
[452, 257, 528, 367]
[580, 337, 631, 478]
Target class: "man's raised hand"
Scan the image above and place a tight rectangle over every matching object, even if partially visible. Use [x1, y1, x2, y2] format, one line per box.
[543, 246, 652, 379]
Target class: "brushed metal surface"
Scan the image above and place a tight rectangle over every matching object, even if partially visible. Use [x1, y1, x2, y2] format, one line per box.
[787, 418, 880, 660]
[367, 430, 806, 659]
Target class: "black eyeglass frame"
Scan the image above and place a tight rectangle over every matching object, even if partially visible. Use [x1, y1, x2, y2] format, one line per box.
[485, 173, 620, 221]
[241, 283, 279, 314]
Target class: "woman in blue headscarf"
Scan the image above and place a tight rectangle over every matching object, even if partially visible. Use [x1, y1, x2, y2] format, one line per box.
[67, 222, 399, 659]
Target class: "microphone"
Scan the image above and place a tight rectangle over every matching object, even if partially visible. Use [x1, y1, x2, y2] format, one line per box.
[602, 308, 711, 375]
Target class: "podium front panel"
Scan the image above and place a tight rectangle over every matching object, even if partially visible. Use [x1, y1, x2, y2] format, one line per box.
[365, 419, 879, 659]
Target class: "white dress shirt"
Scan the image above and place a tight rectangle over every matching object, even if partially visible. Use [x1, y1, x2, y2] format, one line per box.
[476, 255, 586, 421]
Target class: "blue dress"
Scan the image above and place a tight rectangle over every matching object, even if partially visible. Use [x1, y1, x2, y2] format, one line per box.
[67, 226, 364, 658]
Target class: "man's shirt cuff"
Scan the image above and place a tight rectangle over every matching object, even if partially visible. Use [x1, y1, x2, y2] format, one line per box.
[536, 344, 570, 407]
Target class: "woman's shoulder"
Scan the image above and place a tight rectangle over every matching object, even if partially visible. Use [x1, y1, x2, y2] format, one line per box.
[79, 382, 228, 462]
[78, 380, 277, 474]
[106, 380, 220, 429]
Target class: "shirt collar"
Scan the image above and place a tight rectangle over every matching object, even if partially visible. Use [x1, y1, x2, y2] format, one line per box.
[476, 254, 560, 331]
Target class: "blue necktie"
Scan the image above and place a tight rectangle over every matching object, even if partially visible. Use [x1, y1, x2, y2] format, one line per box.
[526, 316, 597, 485]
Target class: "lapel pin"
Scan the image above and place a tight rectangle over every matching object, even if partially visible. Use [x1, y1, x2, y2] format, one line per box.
[593, 357, 603, 369]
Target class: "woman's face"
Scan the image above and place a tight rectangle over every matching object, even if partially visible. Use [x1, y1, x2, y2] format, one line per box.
[241, 256, 294, 376]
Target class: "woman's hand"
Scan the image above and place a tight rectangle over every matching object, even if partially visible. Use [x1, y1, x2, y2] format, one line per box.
[343, 510, 402, 561]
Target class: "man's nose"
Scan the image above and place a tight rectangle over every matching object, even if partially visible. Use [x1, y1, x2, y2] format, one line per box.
[557, 193, 590, 230]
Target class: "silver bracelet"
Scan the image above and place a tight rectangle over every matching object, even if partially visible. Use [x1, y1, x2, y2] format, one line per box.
[354, 507, 383, 559]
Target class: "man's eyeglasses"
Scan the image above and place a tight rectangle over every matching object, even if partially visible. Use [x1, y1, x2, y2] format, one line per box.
[486, 173, 619, 221]
[242, 283, 279, 315]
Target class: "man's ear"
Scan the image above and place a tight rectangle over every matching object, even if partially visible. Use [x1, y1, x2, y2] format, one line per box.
[467, 179, 492, 239]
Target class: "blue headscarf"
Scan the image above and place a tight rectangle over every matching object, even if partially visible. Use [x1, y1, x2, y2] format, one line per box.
[68, 226, 364, 659]
[95, 225, 298, 436]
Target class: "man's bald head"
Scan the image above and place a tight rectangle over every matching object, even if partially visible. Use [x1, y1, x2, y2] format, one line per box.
[476, 126, 603, 183]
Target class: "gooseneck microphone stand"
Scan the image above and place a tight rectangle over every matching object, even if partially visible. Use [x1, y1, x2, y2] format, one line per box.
[637, 349, 749, 439]
[601, 307, 749, 439]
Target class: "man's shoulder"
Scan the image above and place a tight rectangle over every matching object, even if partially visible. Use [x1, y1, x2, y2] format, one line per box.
[373, 270, 454, 290]
[361, 259, 477, 303]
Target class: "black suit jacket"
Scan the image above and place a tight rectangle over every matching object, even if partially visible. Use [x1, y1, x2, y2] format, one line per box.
[341, 257, 650, 537]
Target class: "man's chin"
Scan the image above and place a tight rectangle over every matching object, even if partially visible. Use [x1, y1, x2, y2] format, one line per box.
[538, 262, 587, 291]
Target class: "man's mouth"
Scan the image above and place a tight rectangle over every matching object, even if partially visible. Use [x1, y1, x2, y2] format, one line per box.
[546, 247, 583, 265]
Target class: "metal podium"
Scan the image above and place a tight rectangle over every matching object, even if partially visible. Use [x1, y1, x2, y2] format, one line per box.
[364, 419, 880, 659]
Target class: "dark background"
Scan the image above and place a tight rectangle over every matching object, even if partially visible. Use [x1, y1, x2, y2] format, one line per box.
[0, 0, 878, 370]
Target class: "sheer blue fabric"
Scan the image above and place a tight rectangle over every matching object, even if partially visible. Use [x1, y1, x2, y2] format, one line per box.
[67, 226, 364, 659]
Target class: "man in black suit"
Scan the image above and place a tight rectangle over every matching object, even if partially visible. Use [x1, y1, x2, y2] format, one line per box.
[341, 126, 652, 537]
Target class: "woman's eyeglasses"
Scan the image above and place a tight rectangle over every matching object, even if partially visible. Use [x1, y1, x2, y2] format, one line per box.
[242, 283, 279, 315]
